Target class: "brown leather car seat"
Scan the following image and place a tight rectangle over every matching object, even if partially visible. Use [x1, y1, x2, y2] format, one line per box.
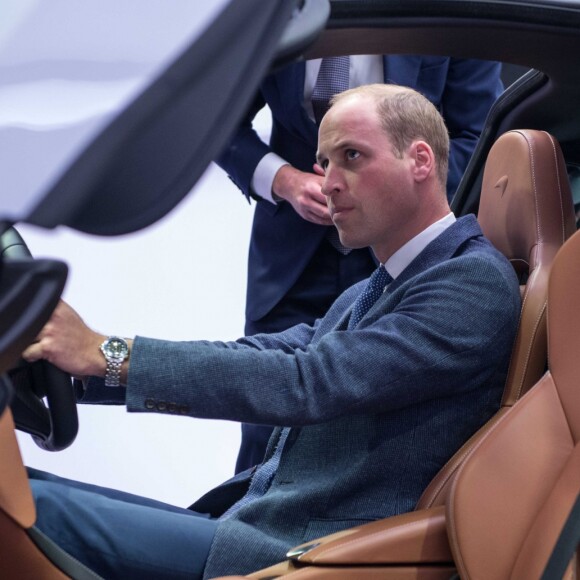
[418, 128, 576, 508]
[0, 409, 73, 580]
[213, 130, 577, 579]
[448, 225, 580, 579]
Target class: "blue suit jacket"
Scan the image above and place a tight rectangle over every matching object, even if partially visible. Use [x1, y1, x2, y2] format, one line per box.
[84, 215, 520, 577]
[217, 57, 503, 323]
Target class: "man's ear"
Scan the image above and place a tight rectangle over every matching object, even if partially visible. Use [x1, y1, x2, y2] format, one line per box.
[411, 141, 435, 183]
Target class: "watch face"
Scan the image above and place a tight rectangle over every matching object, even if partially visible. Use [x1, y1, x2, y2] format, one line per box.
[103, 337, 128, 359]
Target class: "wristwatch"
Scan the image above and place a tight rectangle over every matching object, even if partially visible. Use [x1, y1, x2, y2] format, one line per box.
[100, 336, 130, 387]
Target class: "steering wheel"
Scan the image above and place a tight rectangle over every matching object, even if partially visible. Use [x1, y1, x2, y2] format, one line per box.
[2, 227, 78, 451]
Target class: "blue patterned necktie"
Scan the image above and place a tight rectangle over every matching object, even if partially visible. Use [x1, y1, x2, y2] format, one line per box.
[312, 56, 350, 125]
[220, 427, 290, 519]
[348, 266, 393, 329]
[223, 267, 392, 519]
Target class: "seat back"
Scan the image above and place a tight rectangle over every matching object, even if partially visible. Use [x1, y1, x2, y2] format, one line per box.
[447, 227, 580, 579]
[418, 129, 576, 508]
[0, 403, 71, 579]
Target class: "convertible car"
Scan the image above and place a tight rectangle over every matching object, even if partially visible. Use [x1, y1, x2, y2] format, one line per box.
[1, 0, 579, 578]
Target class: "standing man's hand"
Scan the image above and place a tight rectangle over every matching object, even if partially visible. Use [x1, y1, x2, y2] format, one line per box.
[272, 165, 333, 225]
[22, 301, 107, 379]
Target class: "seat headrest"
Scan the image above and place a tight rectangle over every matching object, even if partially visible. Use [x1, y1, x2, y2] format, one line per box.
[478, 130, 576, 274]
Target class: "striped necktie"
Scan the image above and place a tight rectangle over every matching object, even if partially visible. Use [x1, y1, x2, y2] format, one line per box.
[311, 56, 350, 125]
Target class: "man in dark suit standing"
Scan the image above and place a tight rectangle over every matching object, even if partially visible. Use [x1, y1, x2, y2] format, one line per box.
[217, 56, 504, 472]
[25, 84, 520, 579]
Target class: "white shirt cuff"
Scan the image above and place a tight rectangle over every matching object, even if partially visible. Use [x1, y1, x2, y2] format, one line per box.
[251, 153, 289, 204]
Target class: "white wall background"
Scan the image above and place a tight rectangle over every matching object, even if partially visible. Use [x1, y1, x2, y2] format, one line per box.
[16, 142, 262, 507]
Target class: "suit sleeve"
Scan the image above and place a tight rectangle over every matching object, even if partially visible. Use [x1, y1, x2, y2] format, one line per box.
[123, 254, 520, 427]
[442, 59, 503, 199]
[214, 89, 273, 201]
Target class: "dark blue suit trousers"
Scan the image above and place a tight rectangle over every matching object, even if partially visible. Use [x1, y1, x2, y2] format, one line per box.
[29, 468, 217, 580]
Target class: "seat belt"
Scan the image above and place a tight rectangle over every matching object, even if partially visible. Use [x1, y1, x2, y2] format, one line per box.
[541, 492, 580, 579]
[28, 526, 104, 580]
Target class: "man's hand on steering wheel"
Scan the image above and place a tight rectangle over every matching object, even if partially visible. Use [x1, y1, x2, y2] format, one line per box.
[22, 300, 106, 380]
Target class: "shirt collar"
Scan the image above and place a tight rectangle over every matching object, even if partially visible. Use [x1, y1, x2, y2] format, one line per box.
[383, 212, 456, 279]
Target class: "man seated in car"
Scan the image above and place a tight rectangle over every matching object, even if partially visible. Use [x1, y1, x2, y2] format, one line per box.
[24, 84, 521, 579]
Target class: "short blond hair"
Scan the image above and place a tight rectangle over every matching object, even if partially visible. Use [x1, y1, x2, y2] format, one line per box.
[330, 84, 450, 190]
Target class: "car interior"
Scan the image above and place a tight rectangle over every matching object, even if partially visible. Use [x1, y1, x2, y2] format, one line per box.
[2, 0, 580, 578]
